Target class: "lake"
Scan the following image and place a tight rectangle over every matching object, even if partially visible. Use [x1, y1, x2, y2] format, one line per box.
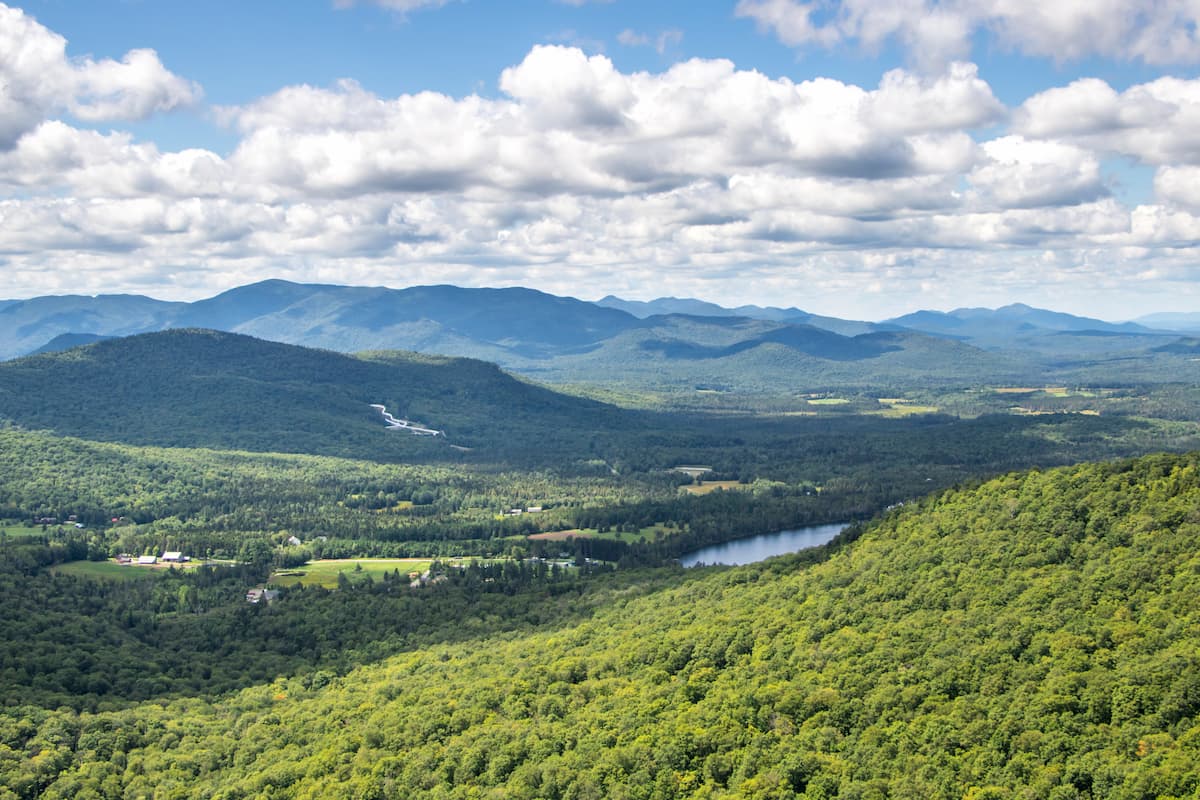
[678, 522, 848, 567]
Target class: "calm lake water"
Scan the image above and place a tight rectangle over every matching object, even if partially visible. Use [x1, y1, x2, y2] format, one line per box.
[678, 522, 848, 567]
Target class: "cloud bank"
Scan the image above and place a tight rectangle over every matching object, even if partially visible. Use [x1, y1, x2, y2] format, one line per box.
[735, 0, 1200, 69]
[1, 3, 1200, 317]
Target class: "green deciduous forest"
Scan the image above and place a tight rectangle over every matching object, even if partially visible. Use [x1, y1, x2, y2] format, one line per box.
[3, 453, 1200, 798]
[2, 331, 1200, 798]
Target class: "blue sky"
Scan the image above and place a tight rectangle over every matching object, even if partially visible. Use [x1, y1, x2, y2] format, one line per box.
[3, 0, 1200, 319]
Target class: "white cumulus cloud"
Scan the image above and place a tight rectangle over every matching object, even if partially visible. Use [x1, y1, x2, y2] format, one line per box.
[736, 0, 1200, 68]
[0, 3, 200, 149]
[969, 136, 1107, 209]
[1017, 76, 1200, 166]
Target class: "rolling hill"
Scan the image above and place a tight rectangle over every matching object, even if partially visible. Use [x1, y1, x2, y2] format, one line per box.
[526, 315, 1031, 393]
[0, 329, 629, 461]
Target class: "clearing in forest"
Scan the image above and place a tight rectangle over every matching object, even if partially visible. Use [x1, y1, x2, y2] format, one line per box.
[528, 529, 592, 541]
[272, 558, 436, 588]
[681, 480, 747, 495]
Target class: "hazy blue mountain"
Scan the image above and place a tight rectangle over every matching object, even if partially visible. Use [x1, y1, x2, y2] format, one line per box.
[885, 303, 1169, 352]
[1135, 311, 1200, 332]
[168, 278, 343, 330]
[888, 302, 1153, 334]
[0, 293, 183, 359]
[595, 295, 745, 318]
[0, 281, 640, 363]
[596, 294, 877, 336]
[633, 315, 898, 361]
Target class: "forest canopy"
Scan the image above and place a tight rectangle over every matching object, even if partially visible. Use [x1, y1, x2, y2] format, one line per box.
[3, 452, 1199, 798]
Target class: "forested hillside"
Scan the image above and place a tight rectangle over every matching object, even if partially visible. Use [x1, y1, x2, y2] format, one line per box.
[7, 452, 1200, 798]
[0, 329, 627, 461]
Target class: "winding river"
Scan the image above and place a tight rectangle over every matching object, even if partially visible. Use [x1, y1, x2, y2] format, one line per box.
[678, 522, 848, 567]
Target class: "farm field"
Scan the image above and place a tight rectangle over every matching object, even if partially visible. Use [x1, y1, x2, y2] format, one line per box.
[992, 386, 1106, 398]
[680, 480, 748, 495]
[271, 558, 439, 588]
[527, 529, 591, 541]
[526, 524, 682, 546]
[873, 398, 940, 416]
[0, 523, 47, 539]
[52, 560, 160, 581]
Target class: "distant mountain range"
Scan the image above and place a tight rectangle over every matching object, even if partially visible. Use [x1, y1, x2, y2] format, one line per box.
[1133, 311, 1200, 332]
[0, 282, 633, 363]
[594, 295, 878, 336]
[0, 281, 1193, 393]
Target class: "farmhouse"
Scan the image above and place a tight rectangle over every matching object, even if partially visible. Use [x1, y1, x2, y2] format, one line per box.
[137, 555, 157, 566]
[162, 551, 185, 562]
[246, 588, 280, 604]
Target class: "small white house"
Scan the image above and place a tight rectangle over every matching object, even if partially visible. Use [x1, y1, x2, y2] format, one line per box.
[162, 551, 184, 562]
[137, 555, 157, 566]
[246, 588, 280, 604]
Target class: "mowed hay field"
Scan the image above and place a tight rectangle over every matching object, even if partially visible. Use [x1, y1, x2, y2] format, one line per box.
[272, 558, 435, 588]
[680, 480, 747, 495]
[527, 529, 592, 541]
[52, 560, 161, 581]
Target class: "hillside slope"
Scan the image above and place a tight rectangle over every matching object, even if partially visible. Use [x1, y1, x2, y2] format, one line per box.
[0, 329, 627, 461]
[15, 452, 1200, 798]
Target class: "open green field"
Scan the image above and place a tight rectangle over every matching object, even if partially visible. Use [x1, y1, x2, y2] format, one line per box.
[0, 524, 46, 539]
[271, 558, 437, 588]
[992, 386, 1103, 398]
[527, 529, 591, 541]
[680, 480, 748, 495]
[52, 560, 160, 581]
[872, 398, 940, 417]
[527, 524, 683, 546]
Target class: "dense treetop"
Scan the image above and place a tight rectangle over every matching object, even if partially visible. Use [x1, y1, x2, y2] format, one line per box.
[5, 452, 1199, 798]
